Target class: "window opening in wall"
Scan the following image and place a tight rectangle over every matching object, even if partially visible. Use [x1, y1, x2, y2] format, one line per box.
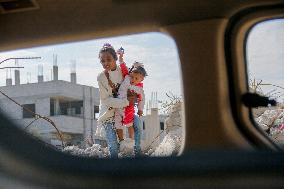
[22, 104, 35, 118]
[94, 106, 99, 119]
[50, 98, 83, 117]
[160, 122, 164, 130]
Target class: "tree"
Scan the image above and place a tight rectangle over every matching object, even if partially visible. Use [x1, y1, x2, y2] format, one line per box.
[249, 77, 284, 100]
[159, 91, 182, 115]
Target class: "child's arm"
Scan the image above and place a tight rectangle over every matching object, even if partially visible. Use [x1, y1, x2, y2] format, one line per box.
[120, 61, 129, 77]
[118, 52, 124, 63]
[117, 47, 124, 63]
[118, 75, 131, 99]
[128, 85, 145, 116]
[137, 89, 145, 116]
[117, 50, 129, 77]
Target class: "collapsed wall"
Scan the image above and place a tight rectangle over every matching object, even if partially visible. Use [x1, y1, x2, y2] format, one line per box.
[150, 101, 183, 156]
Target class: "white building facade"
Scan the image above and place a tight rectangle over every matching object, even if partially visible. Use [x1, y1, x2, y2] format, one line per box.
[0, 79, 100, 148]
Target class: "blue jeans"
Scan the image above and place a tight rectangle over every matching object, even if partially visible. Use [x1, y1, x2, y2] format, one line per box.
[104, 115, 142, 158]
[104, 121, 119, 158]
[133, 115, 142, 156]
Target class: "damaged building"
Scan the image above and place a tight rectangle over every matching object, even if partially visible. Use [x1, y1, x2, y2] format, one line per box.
[0, 57, 100, 148]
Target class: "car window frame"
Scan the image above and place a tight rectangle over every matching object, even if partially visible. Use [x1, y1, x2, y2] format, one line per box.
[225, 4, 284, 150]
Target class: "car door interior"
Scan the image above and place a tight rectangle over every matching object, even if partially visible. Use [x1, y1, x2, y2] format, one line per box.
[1, 1, 284, 188]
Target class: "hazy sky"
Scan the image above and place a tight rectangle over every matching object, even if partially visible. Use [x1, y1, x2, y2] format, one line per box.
[247, 18, 284, 101]
[0, 32, 182, 106]
[1, 18, 284, 104]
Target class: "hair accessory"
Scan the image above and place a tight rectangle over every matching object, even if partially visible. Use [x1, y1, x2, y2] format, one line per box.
[133, 61, 144, 68]
[129, 61, 147, 77]
[99, 43, 118, 61]
[103, 43, 113, 49]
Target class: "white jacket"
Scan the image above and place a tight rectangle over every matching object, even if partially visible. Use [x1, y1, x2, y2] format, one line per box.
[96, 66, 129, 123]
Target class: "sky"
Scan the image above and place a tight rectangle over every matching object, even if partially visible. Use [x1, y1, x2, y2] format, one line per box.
[247, 19, 284, 101]
[1, 19, 284, 106]
[0, 32, 182, 108]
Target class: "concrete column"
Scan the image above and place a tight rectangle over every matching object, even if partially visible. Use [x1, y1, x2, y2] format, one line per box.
[90, 87, 96, 143]
[6, 78, 12, 86]
[15, 70, 20, 85]
[38, 64, 43, 83]
[53, 66, 58, 81]
[38, 75, 44, 83]
[144, 108, 160, 149]
[83, 86, 92, 147]
[54, 98, 60, 115]
[71, 73, 76, 83]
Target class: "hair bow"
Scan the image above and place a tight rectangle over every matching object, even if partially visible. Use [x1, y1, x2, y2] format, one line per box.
[133, 61, 144, 68]
[103, 43, 113, 49]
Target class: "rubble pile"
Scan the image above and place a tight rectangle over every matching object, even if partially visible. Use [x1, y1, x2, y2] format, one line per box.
[150, 102, 183, 156]
[255, 108, 284, 145]
[63, 144, 109, 158]
[63, 102, 184, 158]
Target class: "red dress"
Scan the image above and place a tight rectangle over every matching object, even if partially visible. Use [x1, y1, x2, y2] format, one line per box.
[119, 62, 143, 126]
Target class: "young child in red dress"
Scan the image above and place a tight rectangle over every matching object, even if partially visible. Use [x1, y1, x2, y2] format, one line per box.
[114, 48, 147, 141]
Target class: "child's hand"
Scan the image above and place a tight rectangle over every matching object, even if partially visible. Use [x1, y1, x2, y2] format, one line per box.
[117, 47, 124, 63]
[137, 110, 143, 117]
[127, 90, 137, 105]
[118, 53, 124, 63]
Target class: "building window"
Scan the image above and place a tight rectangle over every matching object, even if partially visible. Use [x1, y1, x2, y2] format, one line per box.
[94, 106, 99, 119]
[50, 99, 54, 116]
[22, 104, 35, 118]
[50, 98, 83, 117]
[72, 101, 83, 115]
[160, 122, 164, 130]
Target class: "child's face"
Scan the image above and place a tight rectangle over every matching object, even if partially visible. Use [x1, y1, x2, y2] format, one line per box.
[99, 52, 116, 71]
[130, 72, 144, 85]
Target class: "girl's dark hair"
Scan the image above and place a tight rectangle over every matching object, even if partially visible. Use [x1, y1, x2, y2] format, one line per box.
[99, 43, 118, 61]
[130, 62, 148, 77]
